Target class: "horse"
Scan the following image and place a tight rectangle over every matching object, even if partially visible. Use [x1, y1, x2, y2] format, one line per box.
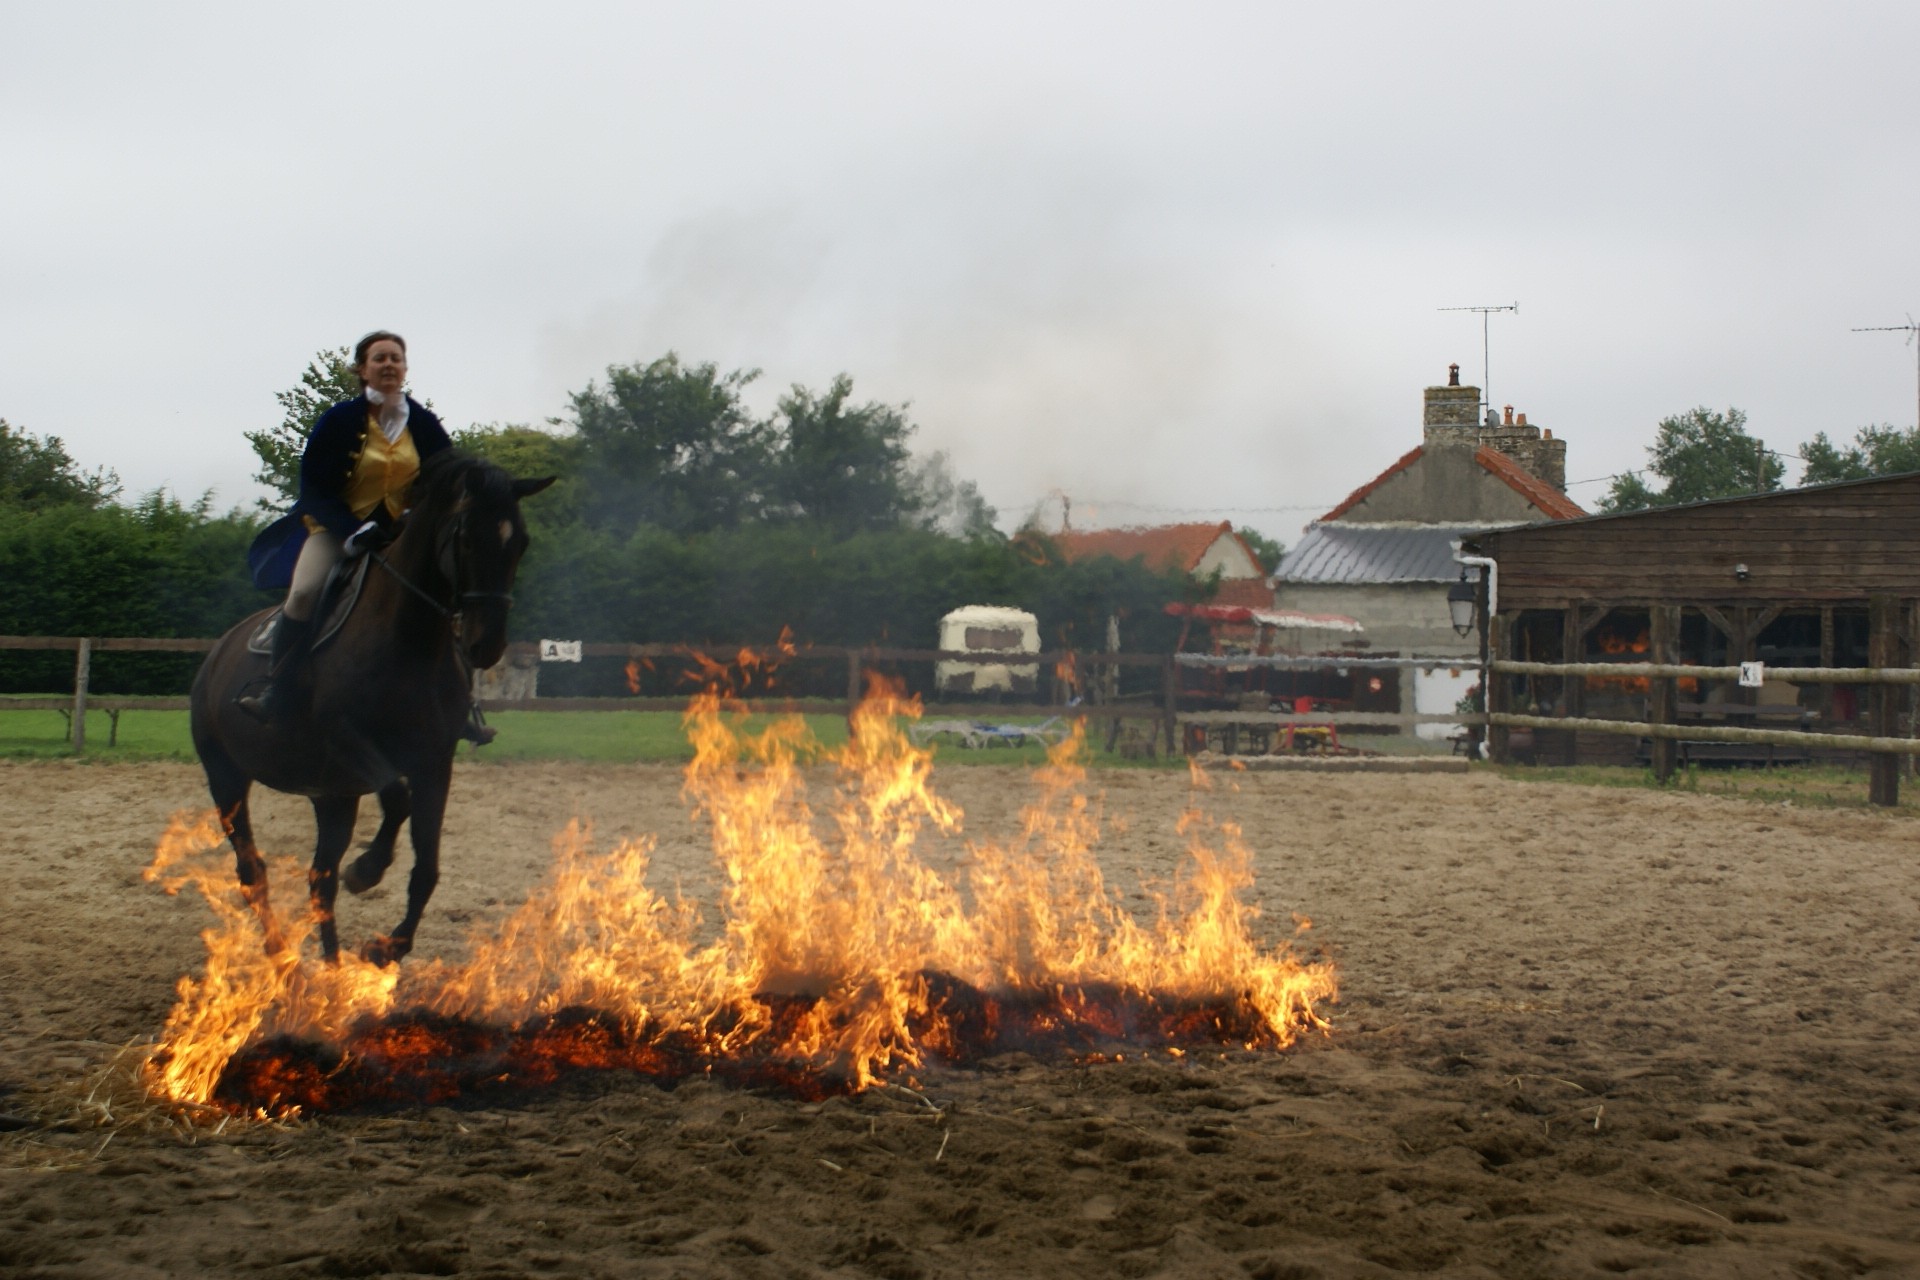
[189, 449, 552, 965]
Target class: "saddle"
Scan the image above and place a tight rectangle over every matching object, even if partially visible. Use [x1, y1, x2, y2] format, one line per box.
[247, 554, 372, 657]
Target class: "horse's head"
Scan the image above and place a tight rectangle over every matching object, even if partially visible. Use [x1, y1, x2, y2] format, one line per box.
[410, 450, 555, 671]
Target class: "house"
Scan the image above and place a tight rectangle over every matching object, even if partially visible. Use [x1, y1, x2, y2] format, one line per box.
[1272, 365, 1584, 659]
[1053, 520, 1270, 608]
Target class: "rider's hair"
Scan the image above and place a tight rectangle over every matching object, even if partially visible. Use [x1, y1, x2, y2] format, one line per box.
[352, 330, 407, 386]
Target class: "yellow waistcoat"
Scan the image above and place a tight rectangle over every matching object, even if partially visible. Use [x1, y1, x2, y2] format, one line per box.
[305, 412, 421, 534]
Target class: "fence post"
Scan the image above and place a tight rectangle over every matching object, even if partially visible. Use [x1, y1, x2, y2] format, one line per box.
[1161, 656, 1179, 756]
[1487, 614, 1511, 762]
[1869, 595, 1900, 806]
[845, 649, 863, 734]
[71, 637, 91, 753]
[1648, 605, 1679, 783]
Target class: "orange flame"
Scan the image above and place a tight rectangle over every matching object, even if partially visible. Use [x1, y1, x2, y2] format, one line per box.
[1583, 627, 1698, 695]
[144, 683, 1336, 1113]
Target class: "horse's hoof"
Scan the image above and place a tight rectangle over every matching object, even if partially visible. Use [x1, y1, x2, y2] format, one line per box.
[341, 857, 385, 895]
[360, 935, 410, 967]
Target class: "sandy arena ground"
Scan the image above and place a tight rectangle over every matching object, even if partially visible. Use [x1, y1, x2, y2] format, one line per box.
[2, 756, 1918, 1279]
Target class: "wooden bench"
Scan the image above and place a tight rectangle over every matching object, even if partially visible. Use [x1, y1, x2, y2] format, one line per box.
[1637, 702, 1817, 767]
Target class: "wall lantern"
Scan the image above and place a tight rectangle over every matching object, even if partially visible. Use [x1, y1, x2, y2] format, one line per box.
[1447, 568, 1478, 637]
[1733, 563, 1751, 582]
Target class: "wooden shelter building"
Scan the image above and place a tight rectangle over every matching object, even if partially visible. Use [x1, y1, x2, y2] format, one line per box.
[1464, 472, 1920, 767]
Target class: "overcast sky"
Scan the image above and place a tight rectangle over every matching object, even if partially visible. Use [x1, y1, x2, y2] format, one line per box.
[6, 3, 1918, 539]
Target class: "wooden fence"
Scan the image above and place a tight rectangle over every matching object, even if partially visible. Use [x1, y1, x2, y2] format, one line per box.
[1488, 657, 1920, 805]
[0, 636, 1486, 756]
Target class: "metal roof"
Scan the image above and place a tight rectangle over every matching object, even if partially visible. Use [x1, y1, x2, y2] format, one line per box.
[1272, 523, 1484, 585]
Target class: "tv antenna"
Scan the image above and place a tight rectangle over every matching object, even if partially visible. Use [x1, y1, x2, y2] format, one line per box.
[1439, 301, 1518, 414]
[1851, 316, 1920, 429]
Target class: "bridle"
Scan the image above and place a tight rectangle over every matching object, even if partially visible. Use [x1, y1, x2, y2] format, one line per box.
[371, 496, 515, 623]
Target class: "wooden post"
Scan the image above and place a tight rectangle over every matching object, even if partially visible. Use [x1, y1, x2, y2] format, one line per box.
[1488, 613, 1512, 763]
[1161, 656, 1180, 756]
[1557, 603, 1582, 765]
[1869, 595, 1900, 806]
[1819, 606, 1835, 723]
[1648, 606, 1680, 782]
[845, 649, 862, 735]
[1909, 604, 1920, 779]
[71, 638, 91, 753]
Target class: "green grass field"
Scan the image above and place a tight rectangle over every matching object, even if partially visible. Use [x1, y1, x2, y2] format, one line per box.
[0, 706, 1163, 768]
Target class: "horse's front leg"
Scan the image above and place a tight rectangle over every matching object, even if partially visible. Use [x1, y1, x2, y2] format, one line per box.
[342, 780, 410, 895]
[219, 795, 286, 954]
[362, 756, 449, 968]
[309, 795, 360, 964]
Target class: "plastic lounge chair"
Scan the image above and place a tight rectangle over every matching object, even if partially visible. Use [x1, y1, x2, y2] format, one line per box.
[967, 716, 1066, 748]
[907, 719, 987, 748]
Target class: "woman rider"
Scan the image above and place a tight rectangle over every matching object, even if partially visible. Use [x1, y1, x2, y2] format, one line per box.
[239, 330, 460, 725]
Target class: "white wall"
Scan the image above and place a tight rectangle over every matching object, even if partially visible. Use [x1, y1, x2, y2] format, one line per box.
[1194, 533, 1262, 579]
[1413, 664, 1478, 741]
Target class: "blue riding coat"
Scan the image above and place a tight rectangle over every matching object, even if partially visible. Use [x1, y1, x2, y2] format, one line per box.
[247, 394, 453, 589]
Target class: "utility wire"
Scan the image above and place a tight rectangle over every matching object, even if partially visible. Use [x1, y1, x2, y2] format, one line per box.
[1019, 497, 1328, 515]
[1565, 447, 1807, 490]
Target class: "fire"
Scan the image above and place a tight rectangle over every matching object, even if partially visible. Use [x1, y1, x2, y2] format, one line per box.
[1583, 626, 1698, 695]
[144, 683, 1336, 1114]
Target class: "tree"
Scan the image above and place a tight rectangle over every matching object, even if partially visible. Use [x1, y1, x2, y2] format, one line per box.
[1599, 406, 1783, 513]
[247, 348, 359, 506]
[1798, 424, 1920, 485]
[1236, 527, 1286, 574]
[565, 353, 772, 534]
[768, 374, 923, 533]
[452, 423, 583, 531]
[0, 419, 120, 510]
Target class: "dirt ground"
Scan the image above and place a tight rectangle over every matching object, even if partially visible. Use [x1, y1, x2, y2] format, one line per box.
[2, 756, 1919, 1279]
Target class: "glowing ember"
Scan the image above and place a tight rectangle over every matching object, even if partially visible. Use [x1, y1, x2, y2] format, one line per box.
[144, 685, 1336, 1114]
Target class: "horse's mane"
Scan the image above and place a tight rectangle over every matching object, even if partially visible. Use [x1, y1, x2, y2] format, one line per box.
[412, 447, 514, 513]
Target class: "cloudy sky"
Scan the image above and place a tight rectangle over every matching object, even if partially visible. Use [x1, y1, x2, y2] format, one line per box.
[6, 3, 1918, 539]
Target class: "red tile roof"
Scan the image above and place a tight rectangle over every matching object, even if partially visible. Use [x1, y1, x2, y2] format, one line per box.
[1052, 521, 1254, 575]
[1472, 446, 1587, 520]
[1319, 444, 1585, 522]
[1320, 446, 1425, 521]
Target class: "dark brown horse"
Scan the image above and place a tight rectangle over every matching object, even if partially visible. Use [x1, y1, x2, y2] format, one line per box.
[190, 450, 552, 965]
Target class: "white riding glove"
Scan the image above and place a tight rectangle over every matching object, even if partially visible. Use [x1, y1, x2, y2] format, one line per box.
[342, 520, 387, 557]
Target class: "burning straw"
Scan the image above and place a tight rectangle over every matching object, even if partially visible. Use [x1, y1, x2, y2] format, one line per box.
[142, 686, 1337, 1115]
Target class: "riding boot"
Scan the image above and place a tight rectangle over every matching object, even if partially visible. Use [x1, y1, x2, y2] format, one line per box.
[236, 615, 314, 723]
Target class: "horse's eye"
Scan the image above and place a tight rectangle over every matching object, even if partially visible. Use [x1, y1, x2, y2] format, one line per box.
[499, 519, 514, 546]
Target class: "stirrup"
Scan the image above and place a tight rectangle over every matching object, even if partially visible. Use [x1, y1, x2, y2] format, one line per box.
[235, 680, 287, 723]
[461, 705, 497, 746]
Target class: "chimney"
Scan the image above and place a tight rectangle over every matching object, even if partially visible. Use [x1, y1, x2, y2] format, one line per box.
[1516, 412, 1527, 427]
[1424, 364, 1481, 442]
[1543, 428, 1552, 439]
[1503, 405, 1514, 426]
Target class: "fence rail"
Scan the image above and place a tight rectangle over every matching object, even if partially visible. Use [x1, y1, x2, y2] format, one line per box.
[2, 634, 1494, 757]
[1486, 637, 1919, 804]
[1493, 659, 1920, 685]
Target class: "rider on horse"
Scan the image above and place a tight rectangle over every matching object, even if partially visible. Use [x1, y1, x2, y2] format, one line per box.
[239, 331, 491, 743]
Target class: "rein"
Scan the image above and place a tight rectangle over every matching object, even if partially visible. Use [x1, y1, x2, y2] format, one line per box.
[369, 504, 514, 621]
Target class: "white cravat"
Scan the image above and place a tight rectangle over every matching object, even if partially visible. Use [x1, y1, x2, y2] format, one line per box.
[365, 386, 411, 444]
